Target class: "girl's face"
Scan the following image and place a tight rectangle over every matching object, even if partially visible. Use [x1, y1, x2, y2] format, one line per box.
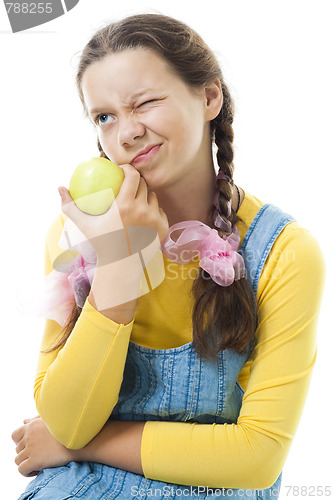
[81, 48, 221, 190]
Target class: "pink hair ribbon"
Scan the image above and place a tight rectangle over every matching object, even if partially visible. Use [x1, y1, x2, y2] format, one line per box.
[161, 221, 245, 287]
[17, 220, 97, 327]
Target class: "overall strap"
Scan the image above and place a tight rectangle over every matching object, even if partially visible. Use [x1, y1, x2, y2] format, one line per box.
[239, 204, 295, 293]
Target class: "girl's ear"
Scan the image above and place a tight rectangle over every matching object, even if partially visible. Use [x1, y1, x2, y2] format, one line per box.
[204, 78, 223, 121]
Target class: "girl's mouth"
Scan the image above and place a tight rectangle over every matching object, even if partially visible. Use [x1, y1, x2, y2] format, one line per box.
[132, 144, 162, 165]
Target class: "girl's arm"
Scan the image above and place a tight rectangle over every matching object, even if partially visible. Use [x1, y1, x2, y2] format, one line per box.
[71, 419, 144, 474]
[34, 165, 168, 449]
[34, 212, 139, 449]
[12, 416, 144, 477]
[34, 283, 137, 450]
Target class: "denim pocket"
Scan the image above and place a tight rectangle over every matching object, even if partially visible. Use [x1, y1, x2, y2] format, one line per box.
[17, 466, 74, 500]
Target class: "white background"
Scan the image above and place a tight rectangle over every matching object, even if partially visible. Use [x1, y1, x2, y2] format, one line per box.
[0, 0, 332, 498]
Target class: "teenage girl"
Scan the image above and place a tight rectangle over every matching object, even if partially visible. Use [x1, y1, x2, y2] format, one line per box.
[13, 14, 325, 499]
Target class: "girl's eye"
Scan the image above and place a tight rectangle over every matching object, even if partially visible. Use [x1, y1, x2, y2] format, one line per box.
[139, 99, 158, 108]
[95, 114, 113, 126]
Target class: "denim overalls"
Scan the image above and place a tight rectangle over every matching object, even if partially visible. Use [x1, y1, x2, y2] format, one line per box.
[18, 204, 294, 500]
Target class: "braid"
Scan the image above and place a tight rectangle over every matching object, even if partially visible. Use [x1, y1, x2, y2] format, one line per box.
[192, 82, 257, 359]
[212, 83, 239, 236]
[214, 121, 236, 235]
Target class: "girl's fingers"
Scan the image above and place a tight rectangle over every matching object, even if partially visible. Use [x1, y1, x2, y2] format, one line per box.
[16, 440, 26, 455]
[58, 186, 72, 204]
[117, 164, 142, 201]
[18, 458, 37, 478]
[58, 186, 89, 225]
[135, 176, 148, 200]
[11, 426, 25, 445]
[15, 448, 28, 467]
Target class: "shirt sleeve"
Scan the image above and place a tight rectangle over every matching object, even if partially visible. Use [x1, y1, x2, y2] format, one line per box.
[140, 223, 326, 489]
[34, 214, 134, 449]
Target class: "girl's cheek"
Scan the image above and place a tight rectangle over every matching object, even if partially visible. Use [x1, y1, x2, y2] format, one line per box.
[98, 136, 114, 160]
[99, 128, 116, 148]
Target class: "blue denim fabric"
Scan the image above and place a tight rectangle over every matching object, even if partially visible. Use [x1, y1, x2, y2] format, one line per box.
[18, 204, 293, 499]
[239, 204, 295, 293]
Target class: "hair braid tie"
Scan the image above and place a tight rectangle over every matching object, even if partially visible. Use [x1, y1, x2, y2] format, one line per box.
[215, 171, 231, 184]
[214, 211, 232, 234]
[213, 192, 231, 217]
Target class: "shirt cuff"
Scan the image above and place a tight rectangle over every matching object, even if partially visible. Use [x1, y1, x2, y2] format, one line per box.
[81, 297, 135, 333]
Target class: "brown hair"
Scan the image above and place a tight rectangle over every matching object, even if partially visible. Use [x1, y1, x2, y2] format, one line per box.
[46, 14, 257, 357]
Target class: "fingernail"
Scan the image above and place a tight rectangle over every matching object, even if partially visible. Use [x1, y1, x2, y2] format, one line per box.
[58, 187, 64, 199]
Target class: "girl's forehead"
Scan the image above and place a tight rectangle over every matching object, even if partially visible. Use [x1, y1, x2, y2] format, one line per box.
[83, 48, 171, 85]
[81, 49, 181, 107]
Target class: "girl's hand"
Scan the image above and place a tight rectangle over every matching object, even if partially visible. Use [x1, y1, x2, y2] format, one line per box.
[59, 163, 169, 262]
[11, 416, 74, 477]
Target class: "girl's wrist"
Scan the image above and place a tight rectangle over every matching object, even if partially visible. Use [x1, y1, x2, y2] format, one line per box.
[66, 420, 145, 475]
[88, 256, 145, 323]
[67, 446, 87, 463]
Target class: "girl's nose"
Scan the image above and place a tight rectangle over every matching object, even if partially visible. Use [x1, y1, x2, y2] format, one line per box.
[117, 116, 146, 147]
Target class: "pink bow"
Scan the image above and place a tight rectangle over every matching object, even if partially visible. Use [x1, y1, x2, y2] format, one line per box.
[161, 221, 245, 286]
[32, 254, 95, 327]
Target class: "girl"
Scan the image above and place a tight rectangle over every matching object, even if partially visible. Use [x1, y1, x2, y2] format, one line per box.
[13, 13, 325, 499]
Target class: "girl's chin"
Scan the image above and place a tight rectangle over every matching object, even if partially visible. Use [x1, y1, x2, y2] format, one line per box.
[141, 171, 164, 189]
[139, 162, 172, 192]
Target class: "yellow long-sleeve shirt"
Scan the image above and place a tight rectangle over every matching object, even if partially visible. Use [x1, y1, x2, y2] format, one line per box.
[34, 190, 325, 489]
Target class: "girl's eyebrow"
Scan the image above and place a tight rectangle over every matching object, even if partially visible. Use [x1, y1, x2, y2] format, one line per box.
[89, 89, 158, 116]
[131, 89, 156, 100]
[89, 107, 106, 116]
[89, 106, 109, 116]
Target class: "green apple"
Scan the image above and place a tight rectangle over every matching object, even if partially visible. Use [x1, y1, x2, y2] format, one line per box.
[69, 157, 125, 215]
